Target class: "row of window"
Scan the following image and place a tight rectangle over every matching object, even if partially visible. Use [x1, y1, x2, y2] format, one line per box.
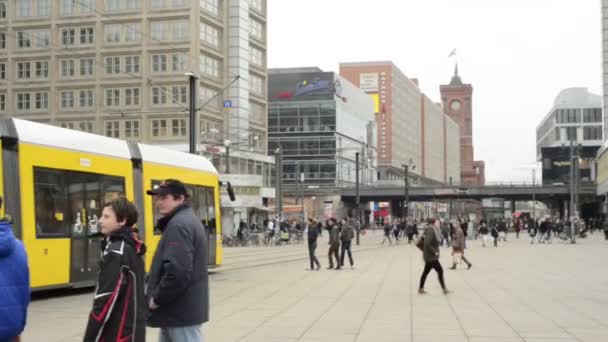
[554, 108, 603, 124]
[3, 0, 260, 20]
[0, 85, 265, 112]
[553, 126, 603, 141]
[58, 117, 224, 140]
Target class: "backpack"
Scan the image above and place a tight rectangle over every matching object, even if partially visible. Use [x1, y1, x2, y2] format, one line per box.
[341, 225, 354, 241]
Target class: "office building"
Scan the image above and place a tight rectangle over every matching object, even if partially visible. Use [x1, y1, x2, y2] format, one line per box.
[536, 87, 602, 184]
[0, 0, 273, 234]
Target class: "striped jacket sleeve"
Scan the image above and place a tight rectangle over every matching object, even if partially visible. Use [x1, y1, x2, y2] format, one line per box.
[83, 250, 124, 342]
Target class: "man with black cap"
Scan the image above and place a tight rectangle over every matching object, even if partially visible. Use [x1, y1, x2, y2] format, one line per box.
[145, 179, 209, 342]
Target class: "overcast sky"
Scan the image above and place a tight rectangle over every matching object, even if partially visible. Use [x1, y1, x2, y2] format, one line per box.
[267, 0, 602, 183]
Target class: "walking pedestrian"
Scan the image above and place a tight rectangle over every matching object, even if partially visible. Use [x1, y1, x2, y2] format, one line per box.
[406, 220, 415, 244]
[0, 197, 29, 342]
[418, 218, 450, 294]
[491, 224, 499, 247]
[381, 220, 393, 245]
[146, 179, 209, 342]
[440, 219, 450, 247]
[340, 218, 355, 269]
[603, 218, 608, 240]
[479, 222, 489, 247]
[392, 220, 400, 243]
[84, 198, 146, 342]
[327, 218, 341, 270]
[529, 219, 538, 244]
[449, 224, 472, 270]
[306, 218, 321, 271]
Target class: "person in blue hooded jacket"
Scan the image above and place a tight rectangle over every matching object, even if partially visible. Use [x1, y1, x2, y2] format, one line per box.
[0, 196, 30, 342]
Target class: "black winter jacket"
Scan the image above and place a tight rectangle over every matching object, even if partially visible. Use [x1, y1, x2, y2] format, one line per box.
[146, 204, 209, 328]
[84, 226, 147, 342]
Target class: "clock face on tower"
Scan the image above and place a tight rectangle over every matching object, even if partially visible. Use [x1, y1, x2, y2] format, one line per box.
[450, 100, 462, 111]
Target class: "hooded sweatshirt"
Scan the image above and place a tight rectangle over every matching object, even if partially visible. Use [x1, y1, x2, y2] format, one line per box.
[84, 226, 147, 342]
[0, 219, 29, 341]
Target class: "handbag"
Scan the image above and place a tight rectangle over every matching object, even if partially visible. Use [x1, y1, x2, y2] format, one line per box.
[415, 236, 424, 251]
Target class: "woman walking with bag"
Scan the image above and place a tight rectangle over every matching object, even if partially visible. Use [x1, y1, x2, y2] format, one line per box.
[449, 224, 472, 270]
[417, 218, 450, 295]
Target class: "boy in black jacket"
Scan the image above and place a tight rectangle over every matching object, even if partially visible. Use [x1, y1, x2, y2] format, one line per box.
[84, 197, 146, 342]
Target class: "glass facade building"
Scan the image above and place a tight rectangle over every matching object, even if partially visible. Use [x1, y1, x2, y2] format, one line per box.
[268, 68, 377, 187]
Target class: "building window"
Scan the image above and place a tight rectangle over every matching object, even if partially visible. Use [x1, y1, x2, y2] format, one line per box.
[61, 0, 95, 16]
[199, 55, 220, 78]
[0, 93, 6, 112]
[105, 120, 120, 138]
[200, 86, 220, 109]
[172, 86, 187, 105]
[171, 119, 187, 137]
[60, 91, 75, 109]
[250, 46, 263, 66]
[125, 88, 140, 106]
[152, 54, 167, 73]
[61, 59, 76, 78]
[60, 120, 94, 132]
[250, 101, 264, 123]
[583, 108, 602, 123]
[80, 27, 95, 45]
[61, 28, 75, 46]
[249, 74, 263, 95]
[35, 61, 49, 78]
[0, 1, 6, 19]
[104, 23, 141, 44]
[34, 91, 48, 110]
[16, 92, 31, 111]
[0, 32, 5, 49]
[125, 56, 140, 73]
[250, 18, 263, 40]
[200, 22, 220, 48]
[201, 0, 219, 16]
[0, 63, 5, 80]
[124, 120, 140, 138]
[105, 0, 140, 12]
[583, 126, 602, 140]
[152, 87, 167, 105]
[172, 53, 188, 72]
[79, 89, 95, 108]
[105, 57, 121, 75]
[249, 0, 262, 12]
[16, 0, 49, 17]
[151, 20, 189, 42]
[151, 119, 168, 137]
[80, 58, 95, 77]
[16, 30, 50, 49]
[105, 88, 120, 107]
[17, 62, 31, 79]
[151, 0, 189, 9]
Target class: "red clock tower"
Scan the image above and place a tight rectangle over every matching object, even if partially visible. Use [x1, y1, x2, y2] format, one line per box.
[440, 65, 485, 186]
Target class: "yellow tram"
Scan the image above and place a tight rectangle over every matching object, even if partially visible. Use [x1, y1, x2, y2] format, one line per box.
[0, 118, 223, 290]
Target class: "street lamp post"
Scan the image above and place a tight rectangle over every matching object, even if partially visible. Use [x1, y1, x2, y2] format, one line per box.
[225, 140, 231, 174]
[403, 164, 409, 221]
[355, 152, 360, 245]
[186, 72, 199, 155]
[274, 148, 283, 221]
[532, 168, 536, 222]
[568, 139, 576, 244]
[448, 176, 453, 219]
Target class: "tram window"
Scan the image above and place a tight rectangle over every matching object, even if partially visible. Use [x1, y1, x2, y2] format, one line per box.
[34, 168, 125, 238]
[205, 187, 216, 234]
[34, 168, 71, 237]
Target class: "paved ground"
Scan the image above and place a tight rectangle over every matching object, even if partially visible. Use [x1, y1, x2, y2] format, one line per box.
[23, 231, 608, 341]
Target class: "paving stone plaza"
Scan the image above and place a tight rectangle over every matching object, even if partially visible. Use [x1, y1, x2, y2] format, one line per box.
[25, 231, 608, 342]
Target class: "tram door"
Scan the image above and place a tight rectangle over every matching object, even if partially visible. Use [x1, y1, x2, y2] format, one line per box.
[69, 173, 125, 285]
[188, 186, 217, 265]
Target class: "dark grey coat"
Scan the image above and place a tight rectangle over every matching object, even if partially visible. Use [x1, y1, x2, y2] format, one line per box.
[422, 225, 440, 263]
[147, 204, 209, 327]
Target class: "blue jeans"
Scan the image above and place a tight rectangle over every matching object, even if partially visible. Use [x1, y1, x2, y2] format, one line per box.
[159, 325, 203, 342]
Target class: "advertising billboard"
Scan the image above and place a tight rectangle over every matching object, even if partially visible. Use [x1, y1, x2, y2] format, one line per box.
[541, 146, 598, 184]
[269, 72, 336, 101]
